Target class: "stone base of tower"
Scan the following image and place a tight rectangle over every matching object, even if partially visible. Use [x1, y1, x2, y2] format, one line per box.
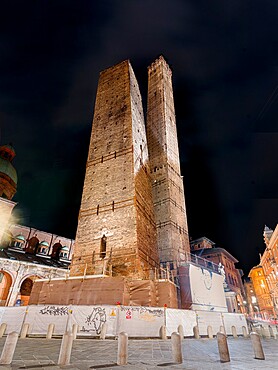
[29, 276, 178, 308]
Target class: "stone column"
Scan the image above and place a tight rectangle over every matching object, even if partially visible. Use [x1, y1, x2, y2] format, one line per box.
[217, 332, 230, 363]
[117, 332, 128, 366]
[250, 332, 265, 360]
[0, 332, 19, 365]
[171, 332, 182, 364]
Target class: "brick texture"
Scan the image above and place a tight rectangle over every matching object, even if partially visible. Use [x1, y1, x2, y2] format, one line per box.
[70, 60, 159, 279]
[146, 56, 190, 265]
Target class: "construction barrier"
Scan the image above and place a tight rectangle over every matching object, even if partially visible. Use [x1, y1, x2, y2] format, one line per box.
[0, 305, 249, 338]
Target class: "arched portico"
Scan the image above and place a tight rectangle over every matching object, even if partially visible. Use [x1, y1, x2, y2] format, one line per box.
[19, 275, 41, 306]
[0, 271, 13, 306]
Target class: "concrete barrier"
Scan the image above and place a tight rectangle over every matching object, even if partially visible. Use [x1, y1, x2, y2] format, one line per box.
[217, 332, 230, 363]
[171, 332, 182, 364]
[207, 325, 213, 339]
[231, 326, 237, 338]
[0, 332, 19, 365]
[58, 331, 74, 366]
[177, 324, 184, 339]
[72, 324, 79, 340]
[0, 323, 7, 338]
[20, 323, 29, 339]
[46, 324, 55, 339]
[250, 332, 265, 360]
[160, 325, 167, 340]
[117, 332, 128, 366]
[242, 326, 248, 338]
[193, 326, 200, 339]
[99, 323, 107, 340]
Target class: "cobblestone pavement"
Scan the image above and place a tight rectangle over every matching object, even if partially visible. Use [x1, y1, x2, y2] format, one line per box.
[0, 337, 277, 370]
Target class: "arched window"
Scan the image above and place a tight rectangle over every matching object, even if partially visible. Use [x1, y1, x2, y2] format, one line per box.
[100, 235, 107, 259]
[37, 241, 49, 255]
[26, 236, 39, 254]
[51, 242, 62, 260]
[59, 246, 69, 259]
[13, 235, 25, 248]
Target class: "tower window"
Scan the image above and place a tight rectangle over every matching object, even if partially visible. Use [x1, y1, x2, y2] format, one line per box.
[100, 235, 107, 259]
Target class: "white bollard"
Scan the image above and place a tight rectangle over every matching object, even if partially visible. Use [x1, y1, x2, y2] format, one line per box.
[0, 323, 7, 338]
[242, 326, 248, 337]
[117, 332, 128, 366]
[177, 324, 184, 339]
[58, 331, 74, 366]
[262, 326, 271, 338]
[0, 332, 19, 365]
[231, 326, 238, 338]
[250, 332, 265, 360]
[268, 326, 275, 338]
[99, 323, 107, 340]
[171, 332, 182, 364]
[207, 325, 213, 339]
[217, 332, 230, 363]
[220, 325, 226, 334]
[193, 325, 200, 339]
[46, 323, 55, 339]
[20, 323, 29, 339]
[72, 324, 79, 340]
[160, 325, 167, 340]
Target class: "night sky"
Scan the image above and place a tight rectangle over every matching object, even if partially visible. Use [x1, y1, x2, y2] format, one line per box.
[1, 1, 277, 275]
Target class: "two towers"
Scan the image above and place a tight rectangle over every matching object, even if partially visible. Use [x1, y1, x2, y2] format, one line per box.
[70, 56, 189, 279]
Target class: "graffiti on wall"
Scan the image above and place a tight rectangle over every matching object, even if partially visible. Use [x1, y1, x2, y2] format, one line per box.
[39, 306, 69, 316]
[80, 307, 107, 334]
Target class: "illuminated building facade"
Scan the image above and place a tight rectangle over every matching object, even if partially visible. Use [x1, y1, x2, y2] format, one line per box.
[190, 237, 245, 313]
[248, 265, 274, 319]
[0, 143, 74, 306]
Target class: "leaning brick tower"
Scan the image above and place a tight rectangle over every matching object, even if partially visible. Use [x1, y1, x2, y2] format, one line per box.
[70, 60, 159, 279]
[146, 56, 190, 267]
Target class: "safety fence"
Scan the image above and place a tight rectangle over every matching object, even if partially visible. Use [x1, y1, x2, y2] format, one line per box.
[0, 304, 250, 338]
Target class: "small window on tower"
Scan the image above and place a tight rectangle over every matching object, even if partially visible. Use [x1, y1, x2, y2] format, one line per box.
[100, 235, 107, 259]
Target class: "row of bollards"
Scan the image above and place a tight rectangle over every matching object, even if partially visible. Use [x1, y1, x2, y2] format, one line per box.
[0, 322, 268, 367]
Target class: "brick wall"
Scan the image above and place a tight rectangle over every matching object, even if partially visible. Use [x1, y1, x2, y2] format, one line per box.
[146, 56, 190, 265]
[70, 60, 159, 278]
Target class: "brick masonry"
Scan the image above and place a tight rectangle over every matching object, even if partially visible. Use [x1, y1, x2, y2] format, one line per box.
[70, 60, 159, 279]
[146, 56, 190, 265]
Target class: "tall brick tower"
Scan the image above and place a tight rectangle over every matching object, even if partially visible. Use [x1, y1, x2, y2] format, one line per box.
[70, 60, 159, 279]
[146, 56, 190, 267]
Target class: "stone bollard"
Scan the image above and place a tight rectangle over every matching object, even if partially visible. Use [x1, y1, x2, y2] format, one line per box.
[217, 332, 230, 363]
[0, 323, 7, 338]
[20, 323, 29, 339]
[242, 326, 248, 338]
[72, 324, 79, 340]
[117, 332, 128, 366]
[268, 326, 275, 338]
[171, 332, 182, 364]
[220, 325, 226, 334]
[250, 332, 265, 360]
[262, 326, 271, 338]
[58, 331, 74, 366]
[231, 326, 238, 338]
[193, 326, 200, 339]
[0, 332, 19, 365]
[207, 325, 213, 339]
[177, 324, 184, 339]
[99, 323, 107, 340]
[160, 325, 167, 340]
[46, 324, 55, 339]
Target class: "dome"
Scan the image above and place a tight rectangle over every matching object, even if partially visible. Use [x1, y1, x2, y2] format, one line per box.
[0, 157, 17, 184]
[61, 246, 69, 252]
[15, 235, 25, 241]
[39, 241, 49, 247]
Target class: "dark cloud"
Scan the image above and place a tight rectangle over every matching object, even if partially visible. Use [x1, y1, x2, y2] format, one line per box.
[0, 0, 277, 274]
